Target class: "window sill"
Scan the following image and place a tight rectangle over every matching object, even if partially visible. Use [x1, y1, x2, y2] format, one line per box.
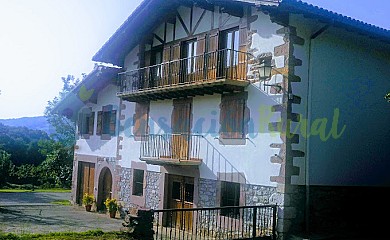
[218, 137, 246, 146]
[80, 134, 90, 140]
[100, 134, 113, 141]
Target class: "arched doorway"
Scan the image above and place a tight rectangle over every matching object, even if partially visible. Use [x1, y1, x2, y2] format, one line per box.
[97, 167, 112, 211]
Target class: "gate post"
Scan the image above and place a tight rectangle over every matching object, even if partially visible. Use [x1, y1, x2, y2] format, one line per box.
[133, 209, 154, 240]
[252, 207, 257, 239]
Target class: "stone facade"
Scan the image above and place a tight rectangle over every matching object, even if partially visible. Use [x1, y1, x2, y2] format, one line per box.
[198, 178, 217, 207]
[118, 167, 132, 209]
[145, 171, 161, 210]
[244, 184, 277, 206]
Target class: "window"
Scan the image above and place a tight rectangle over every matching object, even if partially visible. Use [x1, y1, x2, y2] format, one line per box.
[132, 169, 144, 196]
[182, 40, 198, 74]
[133, 102, 150, 140]
[220, 28, 239, 67]
[219, 92, 248, 140]
[220, 181, 240, 218]
[78, 110, 94, 137]
[97, 106, 116, 137]
[151, 47, 163, 87]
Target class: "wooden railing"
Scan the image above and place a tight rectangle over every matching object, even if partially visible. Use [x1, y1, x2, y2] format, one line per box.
[140, 134, 202, 162]
[140, 134, 247, 184]
[118, 49, 250, 95]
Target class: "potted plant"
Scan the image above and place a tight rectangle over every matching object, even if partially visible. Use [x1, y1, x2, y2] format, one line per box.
[82, 193, 94, 212]
[104, 198, 118, 218]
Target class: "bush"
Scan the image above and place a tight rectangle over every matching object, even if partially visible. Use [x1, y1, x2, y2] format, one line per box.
[82, 193, 95, 206]
[104, 198, 118, 212]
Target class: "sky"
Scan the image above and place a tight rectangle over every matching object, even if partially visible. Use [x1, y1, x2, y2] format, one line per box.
[0, 0, 389, 119]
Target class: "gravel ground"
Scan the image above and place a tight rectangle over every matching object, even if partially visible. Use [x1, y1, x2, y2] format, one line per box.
[0, 192, 123, 234]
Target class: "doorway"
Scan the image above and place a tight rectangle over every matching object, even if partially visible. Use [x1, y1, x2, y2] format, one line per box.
[171, 98, 192, 160]
[97, 167, 112, 211]
[76, 162, 95, 205]
[167, 175, 195, 230]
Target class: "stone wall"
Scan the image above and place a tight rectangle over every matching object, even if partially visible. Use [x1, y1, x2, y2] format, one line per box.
[145, 171, 162, 210]
[244, 184, 277, 206]
[198, 178, 217, 207]
[118, 167, 132, 209]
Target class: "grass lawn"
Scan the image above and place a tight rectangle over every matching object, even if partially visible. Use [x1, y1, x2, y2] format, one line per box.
[50, 200, 72, 206]
[0, 230, 132, 240]
[0, 188, 71, 193]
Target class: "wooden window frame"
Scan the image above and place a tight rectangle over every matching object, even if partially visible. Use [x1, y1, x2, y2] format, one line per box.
[219, 92, 249, 145]
[133, 102, 150, 141]
[132, 169, 144, 197]
[220, 181, 240, 219]
[97, 105, 117, 140]
[78, 108, 94, 139]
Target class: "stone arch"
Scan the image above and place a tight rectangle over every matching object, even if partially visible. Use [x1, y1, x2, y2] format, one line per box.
[97, 167, 113, 211]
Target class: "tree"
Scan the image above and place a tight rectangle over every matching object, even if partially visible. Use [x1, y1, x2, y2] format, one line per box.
[42, 75, 80, 188]
[45, 75, 80, 147]
[38, 140, 73, 188]
[0, 150, 13, 186]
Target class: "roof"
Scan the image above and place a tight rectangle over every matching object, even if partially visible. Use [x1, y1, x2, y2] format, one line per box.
[274, 0, 390, 41]
[54, 65, 121, 120]
[92, 0, 390, 66]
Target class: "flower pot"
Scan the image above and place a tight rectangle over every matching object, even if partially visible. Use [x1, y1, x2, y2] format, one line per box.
[109, 211, 116, 218]
[85, 205, 92, 212]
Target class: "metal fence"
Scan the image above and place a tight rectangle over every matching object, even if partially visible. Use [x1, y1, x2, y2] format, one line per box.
[152, 205, 277, 240]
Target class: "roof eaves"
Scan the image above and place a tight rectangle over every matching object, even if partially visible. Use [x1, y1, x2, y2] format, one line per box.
[53, 65, 121, 119]
[276, 0, 390, 43]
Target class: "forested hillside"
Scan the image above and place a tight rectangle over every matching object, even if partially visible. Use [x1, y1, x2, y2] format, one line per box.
[0, 123, 49, 165]
[0, 116, 53, 135]
[0, 123, 72, 188]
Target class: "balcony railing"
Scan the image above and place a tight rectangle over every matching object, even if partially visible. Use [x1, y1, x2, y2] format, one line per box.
[140, 134, 202, 165]
[140, 133, 247, 184]
[152, 205, 277, 240]
[118, 49, 250, 101]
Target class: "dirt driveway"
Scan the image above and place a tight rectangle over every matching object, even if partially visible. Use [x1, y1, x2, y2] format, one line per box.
[0, 192, 123, 234]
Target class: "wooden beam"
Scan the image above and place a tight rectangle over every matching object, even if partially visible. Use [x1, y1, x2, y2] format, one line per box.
[191, 9, 207, 35]
[176, 10, 190, 36]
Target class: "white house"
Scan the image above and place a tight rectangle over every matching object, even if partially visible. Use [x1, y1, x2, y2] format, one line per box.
[57, 0, 390, 239]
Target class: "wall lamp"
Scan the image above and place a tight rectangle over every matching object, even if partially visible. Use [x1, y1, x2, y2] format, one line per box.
[257, 58, 294, 100]
[258, 59, 283, 91]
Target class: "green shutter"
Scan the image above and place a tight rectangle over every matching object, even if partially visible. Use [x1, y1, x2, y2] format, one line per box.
[88, 112, 95, 135]
[97, 111, 102, 135]
[110, 110, 117, 136]
[77, 113, 82, 135]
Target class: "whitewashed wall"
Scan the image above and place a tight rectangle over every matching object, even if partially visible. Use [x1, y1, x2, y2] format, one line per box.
[75, 84, 120, 158]
[118, 6, 289, 186]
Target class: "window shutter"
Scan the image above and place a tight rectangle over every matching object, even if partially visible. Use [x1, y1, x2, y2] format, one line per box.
[109, 110, 117, 136]
[141, 50, 151, 90]
[207, 31, 219, 80]
[171, 43, 181, 84]
[239, 25, 247, 52]
[162, 45, 171, 86]
[77, 113, 82, 135]
[88, 112, 95, 135]
[133, 102, 149, 140]
[238, 25, 248, 80]
[220, 93, 247, 139]
[196, 34, 206, 82]
[97, 111, 102, 136]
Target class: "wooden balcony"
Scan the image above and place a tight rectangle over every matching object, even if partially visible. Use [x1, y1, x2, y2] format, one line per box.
[117, 49, 250, 102]
[140, 134, 202, 166]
